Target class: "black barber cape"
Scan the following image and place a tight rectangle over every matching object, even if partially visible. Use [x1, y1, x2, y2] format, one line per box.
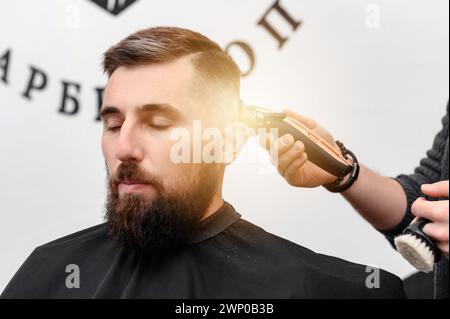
[1, 202, 405, 298]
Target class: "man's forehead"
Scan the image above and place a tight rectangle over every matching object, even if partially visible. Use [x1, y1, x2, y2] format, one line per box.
[102, 57, 198, 115]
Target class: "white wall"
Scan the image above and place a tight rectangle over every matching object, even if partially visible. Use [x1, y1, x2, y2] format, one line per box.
[0, 0, 448, 292]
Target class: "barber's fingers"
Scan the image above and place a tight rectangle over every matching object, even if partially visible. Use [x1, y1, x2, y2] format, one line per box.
[276, 141, 306, 174]
[423, 222, 449, 243]
[258, 132, 294, 153]
[412, 198, 449, 223]
[259, 133, 307, 172]
[269, 134, 295, 164]
[421, 180, 449, 198]
[283, 153, 308, 183]
[283, 109, 336, 145]
[283, 109, 317, 130]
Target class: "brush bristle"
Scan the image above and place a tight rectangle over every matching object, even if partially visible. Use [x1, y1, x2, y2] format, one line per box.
[395, 234, 435, 273]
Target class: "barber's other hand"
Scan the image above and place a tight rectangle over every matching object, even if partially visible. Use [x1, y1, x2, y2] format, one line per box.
[259, 109, 343, 188]
[411, 180, 449, 256]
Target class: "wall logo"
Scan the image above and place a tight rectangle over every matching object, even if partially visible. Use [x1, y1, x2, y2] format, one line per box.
[0, 0, 301, 122]
[88, 0, 138, 16]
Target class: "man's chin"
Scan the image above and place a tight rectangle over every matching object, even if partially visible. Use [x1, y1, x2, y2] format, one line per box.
[105, 192, 202, 254]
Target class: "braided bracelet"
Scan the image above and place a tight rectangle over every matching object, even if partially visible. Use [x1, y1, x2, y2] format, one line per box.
[323, 141, 360, 193]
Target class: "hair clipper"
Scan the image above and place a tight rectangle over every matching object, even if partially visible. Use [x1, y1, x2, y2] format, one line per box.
[240, 104, 353, 178]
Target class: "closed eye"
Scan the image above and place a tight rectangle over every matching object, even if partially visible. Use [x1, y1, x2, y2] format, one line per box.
[147, 122, 171, 130]
[106, 126, 122, 132]
[146, 117, 173, 130]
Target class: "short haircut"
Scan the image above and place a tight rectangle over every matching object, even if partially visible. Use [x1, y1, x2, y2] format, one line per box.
[103, 27, 241, 121]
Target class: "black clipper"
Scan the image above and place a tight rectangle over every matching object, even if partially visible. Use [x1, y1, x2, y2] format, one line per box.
[240, 104, 353, 178]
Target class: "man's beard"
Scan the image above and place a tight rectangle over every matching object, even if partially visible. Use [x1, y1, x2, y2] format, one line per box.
[105, 162, 219, 254]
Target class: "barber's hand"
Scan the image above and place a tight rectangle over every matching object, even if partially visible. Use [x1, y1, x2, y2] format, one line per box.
[259, 109, 343, 188]
[411, 180, 449, 256]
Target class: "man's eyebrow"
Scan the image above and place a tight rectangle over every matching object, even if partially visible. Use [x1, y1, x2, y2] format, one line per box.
[99, 103, 182, 120]
[137, 103, 182, 119]
[99, 106, 122, 120]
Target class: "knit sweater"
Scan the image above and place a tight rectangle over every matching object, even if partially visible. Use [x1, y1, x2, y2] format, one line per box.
[381, 103, 449, 299]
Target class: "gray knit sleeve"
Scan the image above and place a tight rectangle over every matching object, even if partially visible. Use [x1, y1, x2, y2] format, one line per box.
[380, 104, 449, 245]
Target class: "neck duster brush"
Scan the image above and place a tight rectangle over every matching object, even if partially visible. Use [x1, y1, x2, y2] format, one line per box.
[394, 218, 442, 273]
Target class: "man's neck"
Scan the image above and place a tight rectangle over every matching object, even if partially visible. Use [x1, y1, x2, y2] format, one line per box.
[201, 194, 224, 221]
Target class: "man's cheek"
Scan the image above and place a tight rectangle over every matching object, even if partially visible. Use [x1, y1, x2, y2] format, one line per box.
[103, 151, 114, 173]
[102, 137, 114, 163]
[103, 152, 119, 180]
[165, 137, 182, 165]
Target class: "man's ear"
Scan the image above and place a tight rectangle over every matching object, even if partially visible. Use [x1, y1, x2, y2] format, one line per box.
[221, 121, 251, 165]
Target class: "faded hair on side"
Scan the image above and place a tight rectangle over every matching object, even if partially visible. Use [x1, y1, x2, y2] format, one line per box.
[102, 26, 241, 95]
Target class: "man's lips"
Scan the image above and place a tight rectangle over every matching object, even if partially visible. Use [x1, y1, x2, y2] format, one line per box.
[120, 180, 149, 185]
[118, 180, 152, 193]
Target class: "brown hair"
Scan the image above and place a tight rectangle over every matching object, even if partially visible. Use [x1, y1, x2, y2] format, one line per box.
[102, 26, 241, 97]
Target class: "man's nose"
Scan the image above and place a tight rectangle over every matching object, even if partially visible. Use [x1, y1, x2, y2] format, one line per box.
[114, 124, 144, 163]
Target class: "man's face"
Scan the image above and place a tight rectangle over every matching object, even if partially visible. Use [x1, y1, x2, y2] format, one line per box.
[100, 56, 221, 252]
[101, 56, 208, 199]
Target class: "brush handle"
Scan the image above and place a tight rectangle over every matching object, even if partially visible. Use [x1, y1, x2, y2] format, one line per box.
[404, 218, 442, 263]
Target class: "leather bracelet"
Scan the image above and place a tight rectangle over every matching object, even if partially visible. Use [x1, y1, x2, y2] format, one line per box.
[323, 141, 360, 193]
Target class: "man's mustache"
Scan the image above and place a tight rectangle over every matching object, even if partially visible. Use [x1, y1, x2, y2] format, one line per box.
[109, 162, 164, 193]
